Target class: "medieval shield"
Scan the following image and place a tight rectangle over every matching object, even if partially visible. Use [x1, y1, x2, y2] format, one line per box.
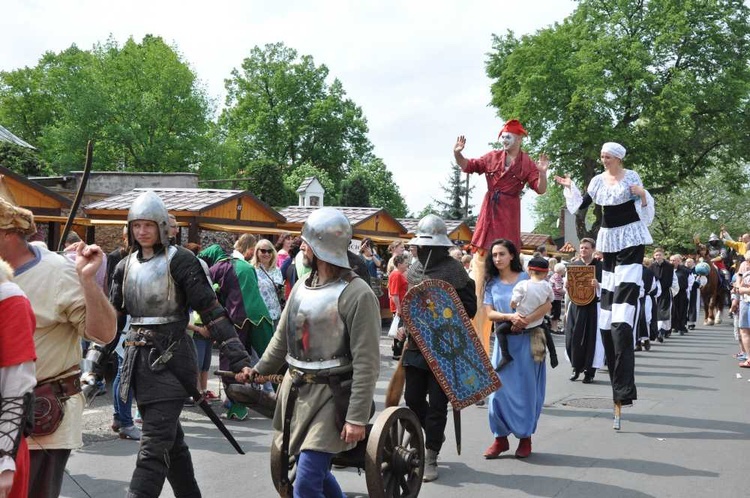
[401, 279, 501, 410]
[566, 265, 596, 306]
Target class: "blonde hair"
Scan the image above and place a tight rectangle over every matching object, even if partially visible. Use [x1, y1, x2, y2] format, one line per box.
[252, 238, 277, 269]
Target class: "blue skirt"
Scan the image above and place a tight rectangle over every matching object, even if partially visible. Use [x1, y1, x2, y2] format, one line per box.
[488, 331, 546, 438]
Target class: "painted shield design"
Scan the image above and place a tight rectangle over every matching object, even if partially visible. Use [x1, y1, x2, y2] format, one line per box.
[401, 279, 501, 410]
[566, 265, 596, 306]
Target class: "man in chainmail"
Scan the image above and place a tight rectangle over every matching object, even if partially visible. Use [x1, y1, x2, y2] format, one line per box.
[397, 214, 477, 482]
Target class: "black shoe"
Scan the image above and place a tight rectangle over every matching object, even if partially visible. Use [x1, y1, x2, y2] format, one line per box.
[688, 324, 695, 330]
[581, 375, 594, 384]
[569, 370, 580, 381]
[657, 334, 664, 343]
[635, 343, 642, 352]
[643, 340, 651, 351]
[679, 330, 685, 336]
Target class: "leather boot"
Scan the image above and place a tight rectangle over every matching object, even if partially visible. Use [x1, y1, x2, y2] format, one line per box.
[483, 436, 509, 459]
[515, 437, 532, 458]
[423, 449, 439, 482]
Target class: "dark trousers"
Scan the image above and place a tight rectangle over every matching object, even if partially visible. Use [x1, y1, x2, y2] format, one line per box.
[127, 399, 200, 498]
[404, 366, 448, 452]
[28, 448, 71, 498]
[672, 291, 688, 332]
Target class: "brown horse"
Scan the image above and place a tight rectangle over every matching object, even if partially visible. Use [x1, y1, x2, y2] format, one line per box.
[696, 244, 724, 325]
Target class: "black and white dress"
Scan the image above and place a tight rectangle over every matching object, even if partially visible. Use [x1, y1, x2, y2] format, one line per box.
[563, 170, 654, 405]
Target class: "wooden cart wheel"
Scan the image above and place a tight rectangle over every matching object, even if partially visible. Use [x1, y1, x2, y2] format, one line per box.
[270, 438, 296, 498]
[365, 406, 425, 498]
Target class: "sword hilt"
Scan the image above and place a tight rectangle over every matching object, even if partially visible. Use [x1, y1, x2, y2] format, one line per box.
[213, 370, 284, 385]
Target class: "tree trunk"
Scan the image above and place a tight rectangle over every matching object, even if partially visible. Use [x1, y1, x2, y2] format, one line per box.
[575, 157, 602, 242]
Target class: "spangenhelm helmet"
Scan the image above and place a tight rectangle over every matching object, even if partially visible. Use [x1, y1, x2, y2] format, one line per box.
[408, 214, 454, 247]
[301, 207, 352, 269]
[127, 190, 171, 248]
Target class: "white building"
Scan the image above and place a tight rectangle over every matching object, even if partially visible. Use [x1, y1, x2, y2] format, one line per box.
[296, 176, 325, 207]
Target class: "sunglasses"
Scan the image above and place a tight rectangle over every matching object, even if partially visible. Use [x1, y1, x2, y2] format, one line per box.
[258, 248, 273, 254]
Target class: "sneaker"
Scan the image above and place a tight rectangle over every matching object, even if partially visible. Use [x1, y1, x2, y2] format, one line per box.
[119, 425, 142, 440]
[737, 353, 748, 361]
[203, 390, 220, 402]
[226, 404, 249, 421]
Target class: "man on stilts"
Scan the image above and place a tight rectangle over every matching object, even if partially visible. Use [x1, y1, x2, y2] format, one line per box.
[453, 120, 549, 352]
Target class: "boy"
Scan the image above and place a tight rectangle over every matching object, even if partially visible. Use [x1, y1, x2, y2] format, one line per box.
[495, 257, 558, 371]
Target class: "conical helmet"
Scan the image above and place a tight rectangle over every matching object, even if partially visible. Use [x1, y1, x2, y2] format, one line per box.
[127, 190, 170, 248]
[301, 207, 352, 269]
[408, 214, 453, 247]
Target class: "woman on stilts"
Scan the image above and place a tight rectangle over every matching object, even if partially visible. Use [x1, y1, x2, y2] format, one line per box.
[555, 142, 654, 430]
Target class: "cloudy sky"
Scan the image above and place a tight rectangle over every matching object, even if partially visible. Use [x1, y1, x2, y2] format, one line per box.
[1, 0, 577, 229]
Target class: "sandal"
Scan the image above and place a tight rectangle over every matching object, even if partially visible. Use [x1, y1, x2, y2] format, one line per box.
[739, 360, 750, 368]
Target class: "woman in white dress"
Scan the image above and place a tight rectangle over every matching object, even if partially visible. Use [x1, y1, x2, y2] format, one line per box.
[555, 142, 654, 430]
[251, 239, 284, 328]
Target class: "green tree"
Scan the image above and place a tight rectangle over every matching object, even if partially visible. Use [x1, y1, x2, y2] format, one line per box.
[340, 172, 371, 207]
[241, 159, 291, 208]
[486, 0, 750, 240]
[650, 166, 750, 253]
[282, 163, 337, 206]
[220, 43, 373, 184]
[531, 186, 564, 239]
[0, 143, 53, 176]
[433, 163, 475, 222]
[0, 35, 213, 173]
[416, 203, 438, 219]
[347, 159, 408, 217]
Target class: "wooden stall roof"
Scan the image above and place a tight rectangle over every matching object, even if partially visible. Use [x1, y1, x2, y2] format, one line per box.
[0, 166, 72, 212]
[279, 206, 408, 243]
[398, 218, 473, 242]
[84, 188, 285, 224]
[0, 125, 35, 149]
[520, 232, 555, 249]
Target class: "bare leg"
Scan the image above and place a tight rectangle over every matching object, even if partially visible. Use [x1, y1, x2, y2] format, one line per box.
[613, 401, 622, 430]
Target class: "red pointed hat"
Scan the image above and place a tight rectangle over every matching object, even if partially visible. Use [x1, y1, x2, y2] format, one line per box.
[499, 119, 528, 137]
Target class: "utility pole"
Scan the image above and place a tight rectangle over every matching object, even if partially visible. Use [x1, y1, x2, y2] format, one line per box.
[463, 173, 470, 220]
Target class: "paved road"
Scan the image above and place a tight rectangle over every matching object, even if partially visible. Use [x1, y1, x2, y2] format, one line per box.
[61, 322, 748, 497]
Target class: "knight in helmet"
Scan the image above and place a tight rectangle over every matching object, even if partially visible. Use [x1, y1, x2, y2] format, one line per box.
[395, 214, 477, 482]
[236, 207, 381, 497]
[110, 191, 252, 498]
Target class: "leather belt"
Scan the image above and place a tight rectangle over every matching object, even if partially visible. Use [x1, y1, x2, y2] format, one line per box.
[38, 371, 82, 400]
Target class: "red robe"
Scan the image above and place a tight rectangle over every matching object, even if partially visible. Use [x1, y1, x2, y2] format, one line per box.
[0, 289, 37, 498]
[465, 149, 542, 250]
